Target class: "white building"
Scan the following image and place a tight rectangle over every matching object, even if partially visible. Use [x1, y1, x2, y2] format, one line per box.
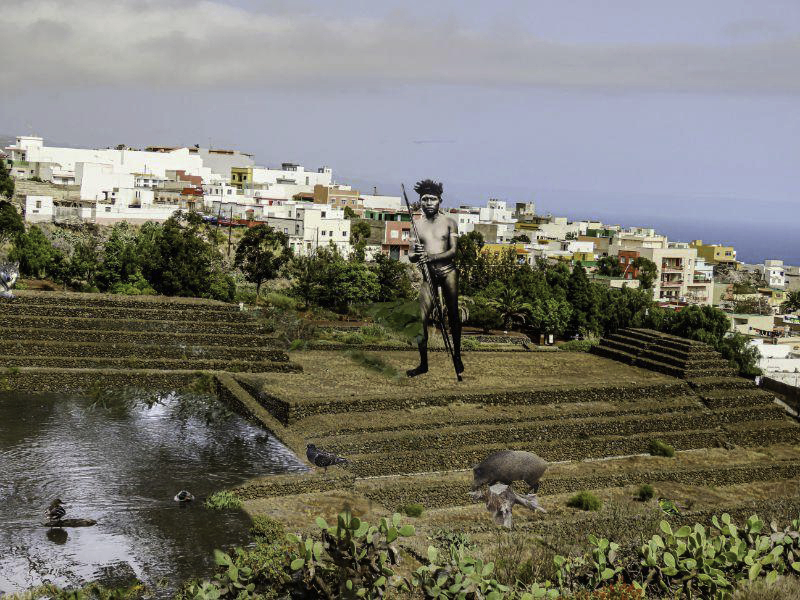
[361, 194, 402, 212]
[479, 199, 515, 223]
[5, 136, 212, 183]
[24, 195, 54, 222]
[251, 163, 332, 187]
[764, 260, 786, 289]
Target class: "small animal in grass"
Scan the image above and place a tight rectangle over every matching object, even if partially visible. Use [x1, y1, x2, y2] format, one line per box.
[306, 444, 349, 473]
[174, 490, 195, 503]
[472, 450, 548, 494]
[45, 498, 66, 524]
[0, 261, 19, 299]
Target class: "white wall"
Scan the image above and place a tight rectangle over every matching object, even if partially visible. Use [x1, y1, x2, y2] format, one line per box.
[24, 195, 53, 222]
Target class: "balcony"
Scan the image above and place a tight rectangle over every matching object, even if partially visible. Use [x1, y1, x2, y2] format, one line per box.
[661, 280, 683, 287]
[661, 264, 683, 273]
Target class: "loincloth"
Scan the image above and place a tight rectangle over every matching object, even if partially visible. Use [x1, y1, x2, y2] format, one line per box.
[426, 261, 456, 281]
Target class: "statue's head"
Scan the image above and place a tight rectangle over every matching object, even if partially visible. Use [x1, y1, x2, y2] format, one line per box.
[414, 179, 443, 216]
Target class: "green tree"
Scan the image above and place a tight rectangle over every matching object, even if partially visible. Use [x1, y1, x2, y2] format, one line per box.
[567, 263, 600, 336]
[343, 205, 357, 219]
[780, 290, 800, 314]
[0, 201, 24, 247]
[371, 253, 413, 302]
[529, 297, 572, 337]
[718, 332, 762, 377]
[69, 236, 101, 287]
[288, 247, 380, 312]
[633, 257, 658, 290]
[96, 223, 139, 291]
[234, 224, 292, 297]
[455, 230, 484, 294]
[733, 296, 772, 315]
[663, 304, 730, 346]
[10, 226, 55, 278]
[597, 256, 622, 277]
[349, 220, 372, 262]
[0, 159, 14, 200]
[139, 211, 232, 301]
[510, 234, 530, 243]
[486, 284, 533, 330]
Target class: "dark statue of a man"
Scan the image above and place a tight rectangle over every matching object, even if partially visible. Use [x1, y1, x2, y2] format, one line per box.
[407, 179, 464, 378]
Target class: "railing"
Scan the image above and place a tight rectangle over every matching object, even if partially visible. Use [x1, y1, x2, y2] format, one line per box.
[661, 280, 683, 287]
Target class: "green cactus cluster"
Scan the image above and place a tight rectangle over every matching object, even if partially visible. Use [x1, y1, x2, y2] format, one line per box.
[287, 510, 415, 599]
[638, 514, 800, 598]
[404, 544, 511, 600]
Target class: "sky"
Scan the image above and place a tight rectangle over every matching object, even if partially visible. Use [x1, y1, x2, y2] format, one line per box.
[1, 0, 798, 262]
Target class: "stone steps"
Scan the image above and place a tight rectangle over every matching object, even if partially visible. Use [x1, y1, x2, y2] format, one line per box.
[0, 303, 252, 323]
[0, 339, 288, 362]
[0, 327, 276, 348]
[316, 404, 784, 458]
[0, 316, 271, 335]
[8, 291, 240, 312]
[0, 354, 301, 373]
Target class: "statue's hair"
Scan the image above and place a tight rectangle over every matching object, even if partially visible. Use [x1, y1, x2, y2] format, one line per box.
[414, 179, 444, 198]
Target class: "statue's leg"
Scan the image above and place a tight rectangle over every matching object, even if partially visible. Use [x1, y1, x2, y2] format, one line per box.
[407, 281, 433, 377]
[441, 271, 464, 374]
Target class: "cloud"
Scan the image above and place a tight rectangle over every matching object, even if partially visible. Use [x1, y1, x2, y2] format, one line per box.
[3, 0, 799, 94]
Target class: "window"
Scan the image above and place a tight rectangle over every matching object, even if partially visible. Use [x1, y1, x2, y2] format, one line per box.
[329, 231, 333, 237]
[391, 230, 399, 239]
[227, 189, 232, 195]
[35, 200, 41, 208]
[321, 231, 327, 236]
[284, 228, 288, 234]
[321, 211, 326, 218]
[105, 207, 111, 212]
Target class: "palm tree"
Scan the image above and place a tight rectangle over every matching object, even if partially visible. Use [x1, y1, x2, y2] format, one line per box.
[781, 290, 800, 314]
[486, 286, 533, 330]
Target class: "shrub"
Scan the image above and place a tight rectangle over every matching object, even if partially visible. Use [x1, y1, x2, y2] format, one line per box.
[733, 575, 800, 599]
[648, 439, 675, 458]
[462, 337, 480, 351]
[398, 503, 424, 518]
[360, 324, 386, 339]
[204, 490, 242, 510]
[567, 491, 602, 511]
[559, 339, 599, 352]
[250, 515, 285, 543]
[342, 332, 366, 345]
[262, 291, 298, 311]
[636, 484, 655, 502]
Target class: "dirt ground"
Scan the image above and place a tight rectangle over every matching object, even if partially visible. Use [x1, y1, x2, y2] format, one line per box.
[247, 350, 674, 405]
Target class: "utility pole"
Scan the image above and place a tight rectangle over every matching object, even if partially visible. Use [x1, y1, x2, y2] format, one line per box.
[227, 206, 233, 257]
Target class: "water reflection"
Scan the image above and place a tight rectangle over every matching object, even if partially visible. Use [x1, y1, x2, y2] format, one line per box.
[0, 390, 308, 596]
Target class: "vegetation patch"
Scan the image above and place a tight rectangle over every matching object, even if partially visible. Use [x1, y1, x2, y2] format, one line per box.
[204, 490, 243, 510]
[636, 484, 655, 502]
[397, 502, 424, 518]
[559, 339, 600, 352]
[649, 438, 676, 458]
[567, 491, 603, 511]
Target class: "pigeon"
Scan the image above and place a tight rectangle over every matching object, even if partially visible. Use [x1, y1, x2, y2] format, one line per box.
[306, 444, 349, 473]
[45, 499, 66, 524]
[174, 490, 195, 503]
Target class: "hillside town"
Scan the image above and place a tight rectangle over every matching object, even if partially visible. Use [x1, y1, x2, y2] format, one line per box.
[5, 135, 799, 326]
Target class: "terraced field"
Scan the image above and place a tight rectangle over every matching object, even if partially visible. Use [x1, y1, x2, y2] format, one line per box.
[232, 329, 800, 543]
[5, 295, 799, 545]
[0, 291, 298, 389]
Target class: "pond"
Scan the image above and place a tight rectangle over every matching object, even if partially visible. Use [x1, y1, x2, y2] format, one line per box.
[0, 389, 308, 596]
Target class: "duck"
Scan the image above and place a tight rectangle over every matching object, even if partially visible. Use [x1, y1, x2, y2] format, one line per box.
[45, 498, 66, 523]
[174, 490, 195, 503]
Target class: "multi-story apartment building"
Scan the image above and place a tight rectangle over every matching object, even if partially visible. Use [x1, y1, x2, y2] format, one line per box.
[636, 242, 712, 305]
[689, 240, 737, 266]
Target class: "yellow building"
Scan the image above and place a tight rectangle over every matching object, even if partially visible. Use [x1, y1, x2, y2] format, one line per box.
[230, 167, 253, 190]
[481, 243, 529, 261]
[690, 240, 737, 266]
[313, 184, 362, 210]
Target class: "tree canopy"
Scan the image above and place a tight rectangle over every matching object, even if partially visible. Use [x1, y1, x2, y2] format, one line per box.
[234, 224, 292, 296]
[0, 201, 24, 246]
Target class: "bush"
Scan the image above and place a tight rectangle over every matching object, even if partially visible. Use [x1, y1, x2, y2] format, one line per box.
[559, 339, 599, 352]
[567, 491, 602, 511]
[250, 515, 285, 543]
[398, 503, 424, 518]
[462, 337, 480, 351]
[204, 490, 242, 510]
[648, 439, 675, 458]
[342, 332, 366, 345]
[262, 291, 298, 311]
[360, 324, 386, 339]
[637, 484, 655, 502]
